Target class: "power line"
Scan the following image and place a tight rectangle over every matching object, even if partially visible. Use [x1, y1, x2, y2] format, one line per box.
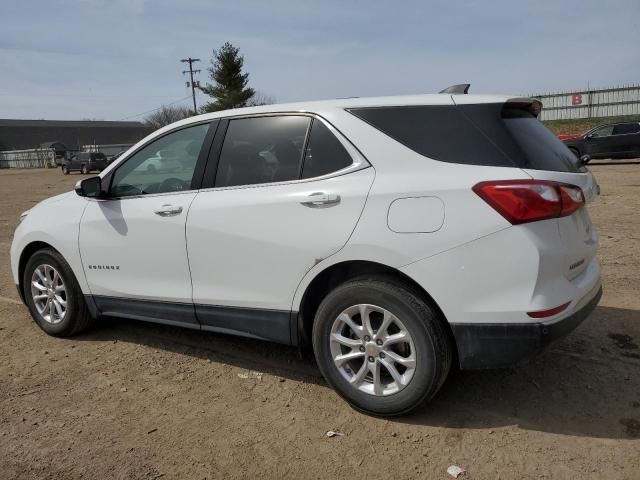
[117, 96, 192, 121]
[181, 57, 201, 114]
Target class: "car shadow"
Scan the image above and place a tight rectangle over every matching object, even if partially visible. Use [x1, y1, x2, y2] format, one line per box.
[74, 305, 640, 440]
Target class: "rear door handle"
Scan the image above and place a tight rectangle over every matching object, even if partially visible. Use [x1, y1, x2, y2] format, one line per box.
[154, 204, 183, 217]
[300, 192, 341, 208]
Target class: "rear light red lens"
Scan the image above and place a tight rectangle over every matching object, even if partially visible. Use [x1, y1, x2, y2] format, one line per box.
[473, 180, 585, 225]
[527, 301, 571, 318]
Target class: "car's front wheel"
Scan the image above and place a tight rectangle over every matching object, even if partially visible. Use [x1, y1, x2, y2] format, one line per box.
[312, 277, 452, 416]
[23, 248, 95, 337]
[61, 165, 69, 175]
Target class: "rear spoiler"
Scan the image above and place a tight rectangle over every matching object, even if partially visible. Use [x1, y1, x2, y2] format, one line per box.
[503, 97, 543, 118]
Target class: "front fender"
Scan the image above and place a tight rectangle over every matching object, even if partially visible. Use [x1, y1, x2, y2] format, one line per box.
[10, 192, 90, 295]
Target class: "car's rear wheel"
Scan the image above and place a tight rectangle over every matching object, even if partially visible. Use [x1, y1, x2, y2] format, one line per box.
[312, 277, 452, 416]
[61, 165, 69, 175]
[81, 165, 89, 174]
[23, 248, 95, 337]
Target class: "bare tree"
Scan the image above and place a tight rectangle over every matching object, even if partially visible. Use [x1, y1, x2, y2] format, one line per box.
[145, 104, 193, 130]
[247, 90, 276, 107]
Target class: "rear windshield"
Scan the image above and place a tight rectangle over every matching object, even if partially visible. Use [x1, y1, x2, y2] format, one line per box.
[348, 103, 580, 172]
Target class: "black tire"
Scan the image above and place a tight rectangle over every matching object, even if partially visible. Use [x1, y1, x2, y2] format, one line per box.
[312, 277, 452, 416]
[61, 165, 69, 175]
[23, 248, 95, 337]
[81, 165, 89, 174]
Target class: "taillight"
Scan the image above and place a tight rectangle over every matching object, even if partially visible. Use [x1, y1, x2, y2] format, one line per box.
[473, 180, 585, 225]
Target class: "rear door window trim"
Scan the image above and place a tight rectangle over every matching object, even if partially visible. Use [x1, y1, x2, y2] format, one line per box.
[198, 112, 370, 192]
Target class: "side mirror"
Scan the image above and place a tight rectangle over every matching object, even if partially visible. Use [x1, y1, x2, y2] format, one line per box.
[578, 154, 591, 167]
[585, 133, 593, 140]
[75, 176, 104, 198]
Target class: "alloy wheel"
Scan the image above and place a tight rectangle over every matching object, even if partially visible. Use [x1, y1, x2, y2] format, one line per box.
[329, 304, 416, 396]
[30, 264, 67, 324]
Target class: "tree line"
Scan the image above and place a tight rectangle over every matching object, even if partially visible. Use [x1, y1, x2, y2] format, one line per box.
[146, 42, 274, 129]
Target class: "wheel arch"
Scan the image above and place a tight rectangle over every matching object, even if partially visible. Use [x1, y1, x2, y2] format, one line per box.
[17, 241, 59, 302]
[295, 260, 456, 356]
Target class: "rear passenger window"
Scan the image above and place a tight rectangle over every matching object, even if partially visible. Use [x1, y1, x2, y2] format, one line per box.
[301, 120, 353, 178]
[215, 116, 310, 187]
[613, 123, 640, 135]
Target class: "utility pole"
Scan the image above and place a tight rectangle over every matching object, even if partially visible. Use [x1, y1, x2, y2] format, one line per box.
[181, 57, 201, 114]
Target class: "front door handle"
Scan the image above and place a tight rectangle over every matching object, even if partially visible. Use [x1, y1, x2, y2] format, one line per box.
[154, 204, 183, 217]
[300, 192, 341, 208]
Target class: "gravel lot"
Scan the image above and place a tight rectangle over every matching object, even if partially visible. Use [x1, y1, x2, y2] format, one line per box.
[1, 163, 639, 479]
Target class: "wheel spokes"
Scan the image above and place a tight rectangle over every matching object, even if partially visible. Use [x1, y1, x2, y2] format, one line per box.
[383, 350, 416, 369]
[369, 361, 383, 396]
[330, 303, 417, 397]
[331, 332, 361, 348]
[379, 358, 405, 387]
[350, 361, 369, 386]
[338, 313, 364, 339]
[383, 331, 408, 347]
[32, 281, 47, 292]
[335, 350, 365, 366]
[31, 264, 66, 324]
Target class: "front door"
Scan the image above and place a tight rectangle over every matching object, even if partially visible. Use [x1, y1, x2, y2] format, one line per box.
[79, 122, 214, 325]
[585, 125, 614, 158]
[186, 115, 374, 342]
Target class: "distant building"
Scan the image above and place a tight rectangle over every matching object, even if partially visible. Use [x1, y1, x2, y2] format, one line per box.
[0, 119, 152, 151]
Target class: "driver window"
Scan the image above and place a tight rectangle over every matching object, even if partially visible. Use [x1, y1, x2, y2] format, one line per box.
[110, 123, 210, 197]
[591, 125, 613, 138]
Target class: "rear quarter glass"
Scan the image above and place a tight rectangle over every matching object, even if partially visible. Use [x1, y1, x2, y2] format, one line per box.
[348, 103, 581, 173]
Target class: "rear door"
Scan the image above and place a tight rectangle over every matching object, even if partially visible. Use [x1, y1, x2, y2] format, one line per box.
[186, 114, 373, 342]
[612, 123, 640, 156]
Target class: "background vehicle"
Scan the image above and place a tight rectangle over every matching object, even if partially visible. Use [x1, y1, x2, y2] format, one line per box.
[107, 150, 127, 165]
[61, 152, 108, 174]
[562, 122, 640, 160]
[133, 149, 185, 174]
[11, 91, 601, 416]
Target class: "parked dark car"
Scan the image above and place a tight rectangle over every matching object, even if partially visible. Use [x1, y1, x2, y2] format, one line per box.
[61, 152, 108, 174]
[562, 122, 640, 161]
[107, 150, 127, 165]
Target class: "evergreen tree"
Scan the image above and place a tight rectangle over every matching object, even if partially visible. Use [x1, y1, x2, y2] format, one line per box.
[199, 42, 255, 112]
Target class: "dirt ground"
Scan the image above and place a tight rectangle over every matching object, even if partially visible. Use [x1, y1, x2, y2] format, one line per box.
[1, 163, 639, 480]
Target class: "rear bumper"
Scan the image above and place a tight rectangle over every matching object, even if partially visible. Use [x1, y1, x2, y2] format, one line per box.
[451, 286, 602, 369]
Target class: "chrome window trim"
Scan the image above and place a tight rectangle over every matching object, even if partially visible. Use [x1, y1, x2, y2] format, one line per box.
[101, 120, 214, 201]
[199, 112, 370, 193]
[92, 112, 370, 201]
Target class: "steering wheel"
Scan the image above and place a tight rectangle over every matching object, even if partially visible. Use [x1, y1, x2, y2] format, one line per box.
[158, 177, 187, 192]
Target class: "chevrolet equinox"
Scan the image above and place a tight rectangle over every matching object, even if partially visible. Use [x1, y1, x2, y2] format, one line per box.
[11, 88, 602, 415]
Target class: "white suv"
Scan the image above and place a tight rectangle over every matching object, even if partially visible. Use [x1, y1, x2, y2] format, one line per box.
[10, 90, 602, 415]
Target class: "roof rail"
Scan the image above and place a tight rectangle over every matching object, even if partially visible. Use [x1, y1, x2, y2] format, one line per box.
[439, 84, 470, 94]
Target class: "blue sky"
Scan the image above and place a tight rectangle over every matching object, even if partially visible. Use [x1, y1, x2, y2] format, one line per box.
[1, 0, 638, 120]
